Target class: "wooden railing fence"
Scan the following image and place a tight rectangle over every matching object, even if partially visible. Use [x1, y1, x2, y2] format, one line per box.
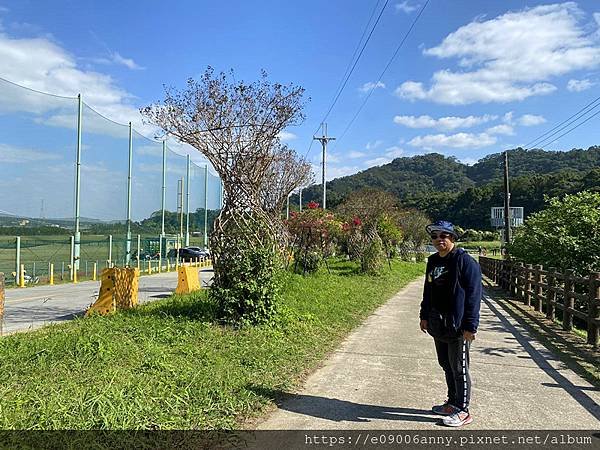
[479, 257, 599, 347]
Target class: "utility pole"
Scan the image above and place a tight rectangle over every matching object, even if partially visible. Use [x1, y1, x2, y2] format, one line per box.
[503, 150, 511, 250]
[313, 123, 335, 209]
[299, 187, 303, 212]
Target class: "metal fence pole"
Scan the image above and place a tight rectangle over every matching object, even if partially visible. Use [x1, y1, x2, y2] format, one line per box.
[125, 122, 133, 266]
[161, 140, 167, 238]
[108, 235, 113, 267]
[185, 155, 190, 247]
[15, 236, 20, 286]
[204, 164, 208, 248]
[137, 234, 141, 271]
[74, 93, 83, 270]
[70, 235, 75, 281]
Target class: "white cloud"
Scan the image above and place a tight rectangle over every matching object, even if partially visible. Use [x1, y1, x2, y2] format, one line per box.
[384, 146, 404, 158]
[358, 81, 385, 93]
[110, 52, 144, 70]
[0, 142, 62, 163]
[365, 157, 392, 167]
[460, 157, 479, 166]
[347, 150, 366, 158]
[519, 114, 546, 126]
[322, 164, 361, 181]
[503, 111, 514, 125]
[135, 144, 163, 157]
[325, 152, 342, 164]
[393, 114, 497, 130]
[0, 29, 152, 134]
[365, 139, 383, 150]
[408, 132, 496, 150]
[396, 3, 600, 104]
[567, 78, 594, 92]
[395, 1, 419, 14]
[278, 130, 297, 142]
[485, 124, 514, 135]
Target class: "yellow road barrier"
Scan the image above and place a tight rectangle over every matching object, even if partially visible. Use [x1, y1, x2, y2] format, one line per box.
[175, 266, 201, 294]
[86, 267, 140, 316]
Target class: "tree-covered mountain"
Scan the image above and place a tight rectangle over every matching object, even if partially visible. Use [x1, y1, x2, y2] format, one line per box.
[302, 153, 474, 206]
[297, 146, 600, 230]
[466, 146, 600, 183]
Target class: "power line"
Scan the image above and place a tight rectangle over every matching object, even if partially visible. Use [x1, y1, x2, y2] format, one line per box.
[320, 0, 389, 125]
[304, 0, 389, 160]
[335, 0, 430, 145]
[523, 94, 600, 149]
[535, 106, 600, 149]
[330, 0, 383, 113]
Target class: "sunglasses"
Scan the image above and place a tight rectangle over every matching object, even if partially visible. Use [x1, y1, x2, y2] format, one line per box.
[430, 233, 452, 240]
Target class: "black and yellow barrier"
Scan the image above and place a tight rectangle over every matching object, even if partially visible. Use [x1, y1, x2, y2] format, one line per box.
[175, 266, 201, 294]
[86, 267, 140, 316]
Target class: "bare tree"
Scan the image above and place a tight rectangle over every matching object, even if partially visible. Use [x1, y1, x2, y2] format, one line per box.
[142, 67, 308, 323]
[259, 144, 313, 216]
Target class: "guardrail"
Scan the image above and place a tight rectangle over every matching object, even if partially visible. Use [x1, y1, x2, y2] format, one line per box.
[479, 256, 600, 347]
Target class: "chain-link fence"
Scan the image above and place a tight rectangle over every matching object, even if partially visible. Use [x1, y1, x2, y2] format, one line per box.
[0, 77, 222, 287]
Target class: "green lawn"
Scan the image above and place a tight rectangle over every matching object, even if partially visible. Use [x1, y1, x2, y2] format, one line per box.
[0, 259, 424, 429]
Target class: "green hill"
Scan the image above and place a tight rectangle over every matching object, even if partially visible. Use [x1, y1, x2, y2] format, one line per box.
[298, 146, 600, 230]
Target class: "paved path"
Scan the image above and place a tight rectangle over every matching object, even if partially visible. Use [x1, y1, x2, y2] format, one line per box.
[257, 278, 600, 430]
[1, 267, 213, 335]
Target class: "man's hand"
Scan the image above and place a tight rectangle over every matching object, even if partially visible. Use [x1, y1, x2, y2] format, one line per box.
[463, 330, 476, 341]
[419, 319, 428, 333]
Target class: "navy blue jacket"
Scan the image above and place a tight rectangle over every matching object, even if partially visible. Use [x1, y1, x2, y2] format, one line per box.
[419, 247, 482, 333]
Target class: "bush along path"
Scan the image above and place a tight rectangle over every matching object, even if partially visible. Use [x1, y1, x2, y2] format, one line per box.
[0, 259, 424, 429]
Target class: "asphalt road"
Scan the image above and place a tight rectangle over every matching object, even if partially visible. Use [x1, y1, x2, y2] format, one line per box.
[1, 266, 213, 335]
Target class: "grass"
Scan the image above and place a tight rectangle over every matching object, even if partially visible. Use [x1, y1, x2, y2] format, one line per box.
[0, 259, 424, 430]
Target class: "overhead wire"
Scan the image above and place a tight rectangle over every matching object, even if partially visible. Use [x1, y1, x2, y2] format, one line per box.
[533, 106, 600, 149]
[523, 94, 600, 149]
[335, 0, 430, 146]
[304, 0, 390, 160]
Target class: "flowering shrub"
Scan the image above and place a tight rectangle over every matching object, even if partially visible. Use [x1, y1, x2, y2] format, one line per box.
[286, 207, 342, 274]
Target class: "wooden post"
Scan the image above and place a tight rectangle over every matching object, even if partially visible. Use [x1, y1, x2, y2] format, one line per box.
[564, 270, 575, 331]
[516, 262, 524, 300]
[509, 261, 516, 295]
[587, 272, 600, 347]
[524, 264, 533, 307]
[546, 267, 556, 321]
[534, 264, 543, 312]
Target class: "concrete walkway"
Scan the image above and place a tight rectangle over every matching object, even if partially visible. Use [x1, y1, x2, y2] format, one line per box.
[1, 267, 213, 335]
[257, 278, 600, 429]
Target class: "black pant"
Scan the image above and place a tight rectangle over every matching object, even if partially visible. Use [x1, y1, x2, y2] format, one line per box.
[433, 335, 471, 411]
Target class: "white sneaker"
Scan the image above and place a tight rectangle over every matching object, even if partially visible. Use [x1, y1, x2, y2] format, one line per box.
[442, 410, 473, 427]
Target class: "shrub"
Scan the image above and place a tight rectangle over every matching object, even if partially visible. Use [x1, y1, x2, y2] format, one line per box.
[509, 191, 600, 275]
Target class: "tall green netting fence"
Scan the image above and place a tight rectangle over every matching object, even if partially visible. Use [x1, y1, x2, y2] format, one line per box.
[0, 77, 221, 286]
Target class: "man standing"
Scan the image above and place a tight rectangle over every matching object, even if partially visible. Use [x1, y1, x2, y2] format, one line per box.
[419, 220, 482, 427]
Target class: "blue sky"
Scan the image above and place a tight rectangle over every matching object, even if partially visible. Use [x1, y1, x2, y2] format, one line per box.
[1, 0, 600, 189]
